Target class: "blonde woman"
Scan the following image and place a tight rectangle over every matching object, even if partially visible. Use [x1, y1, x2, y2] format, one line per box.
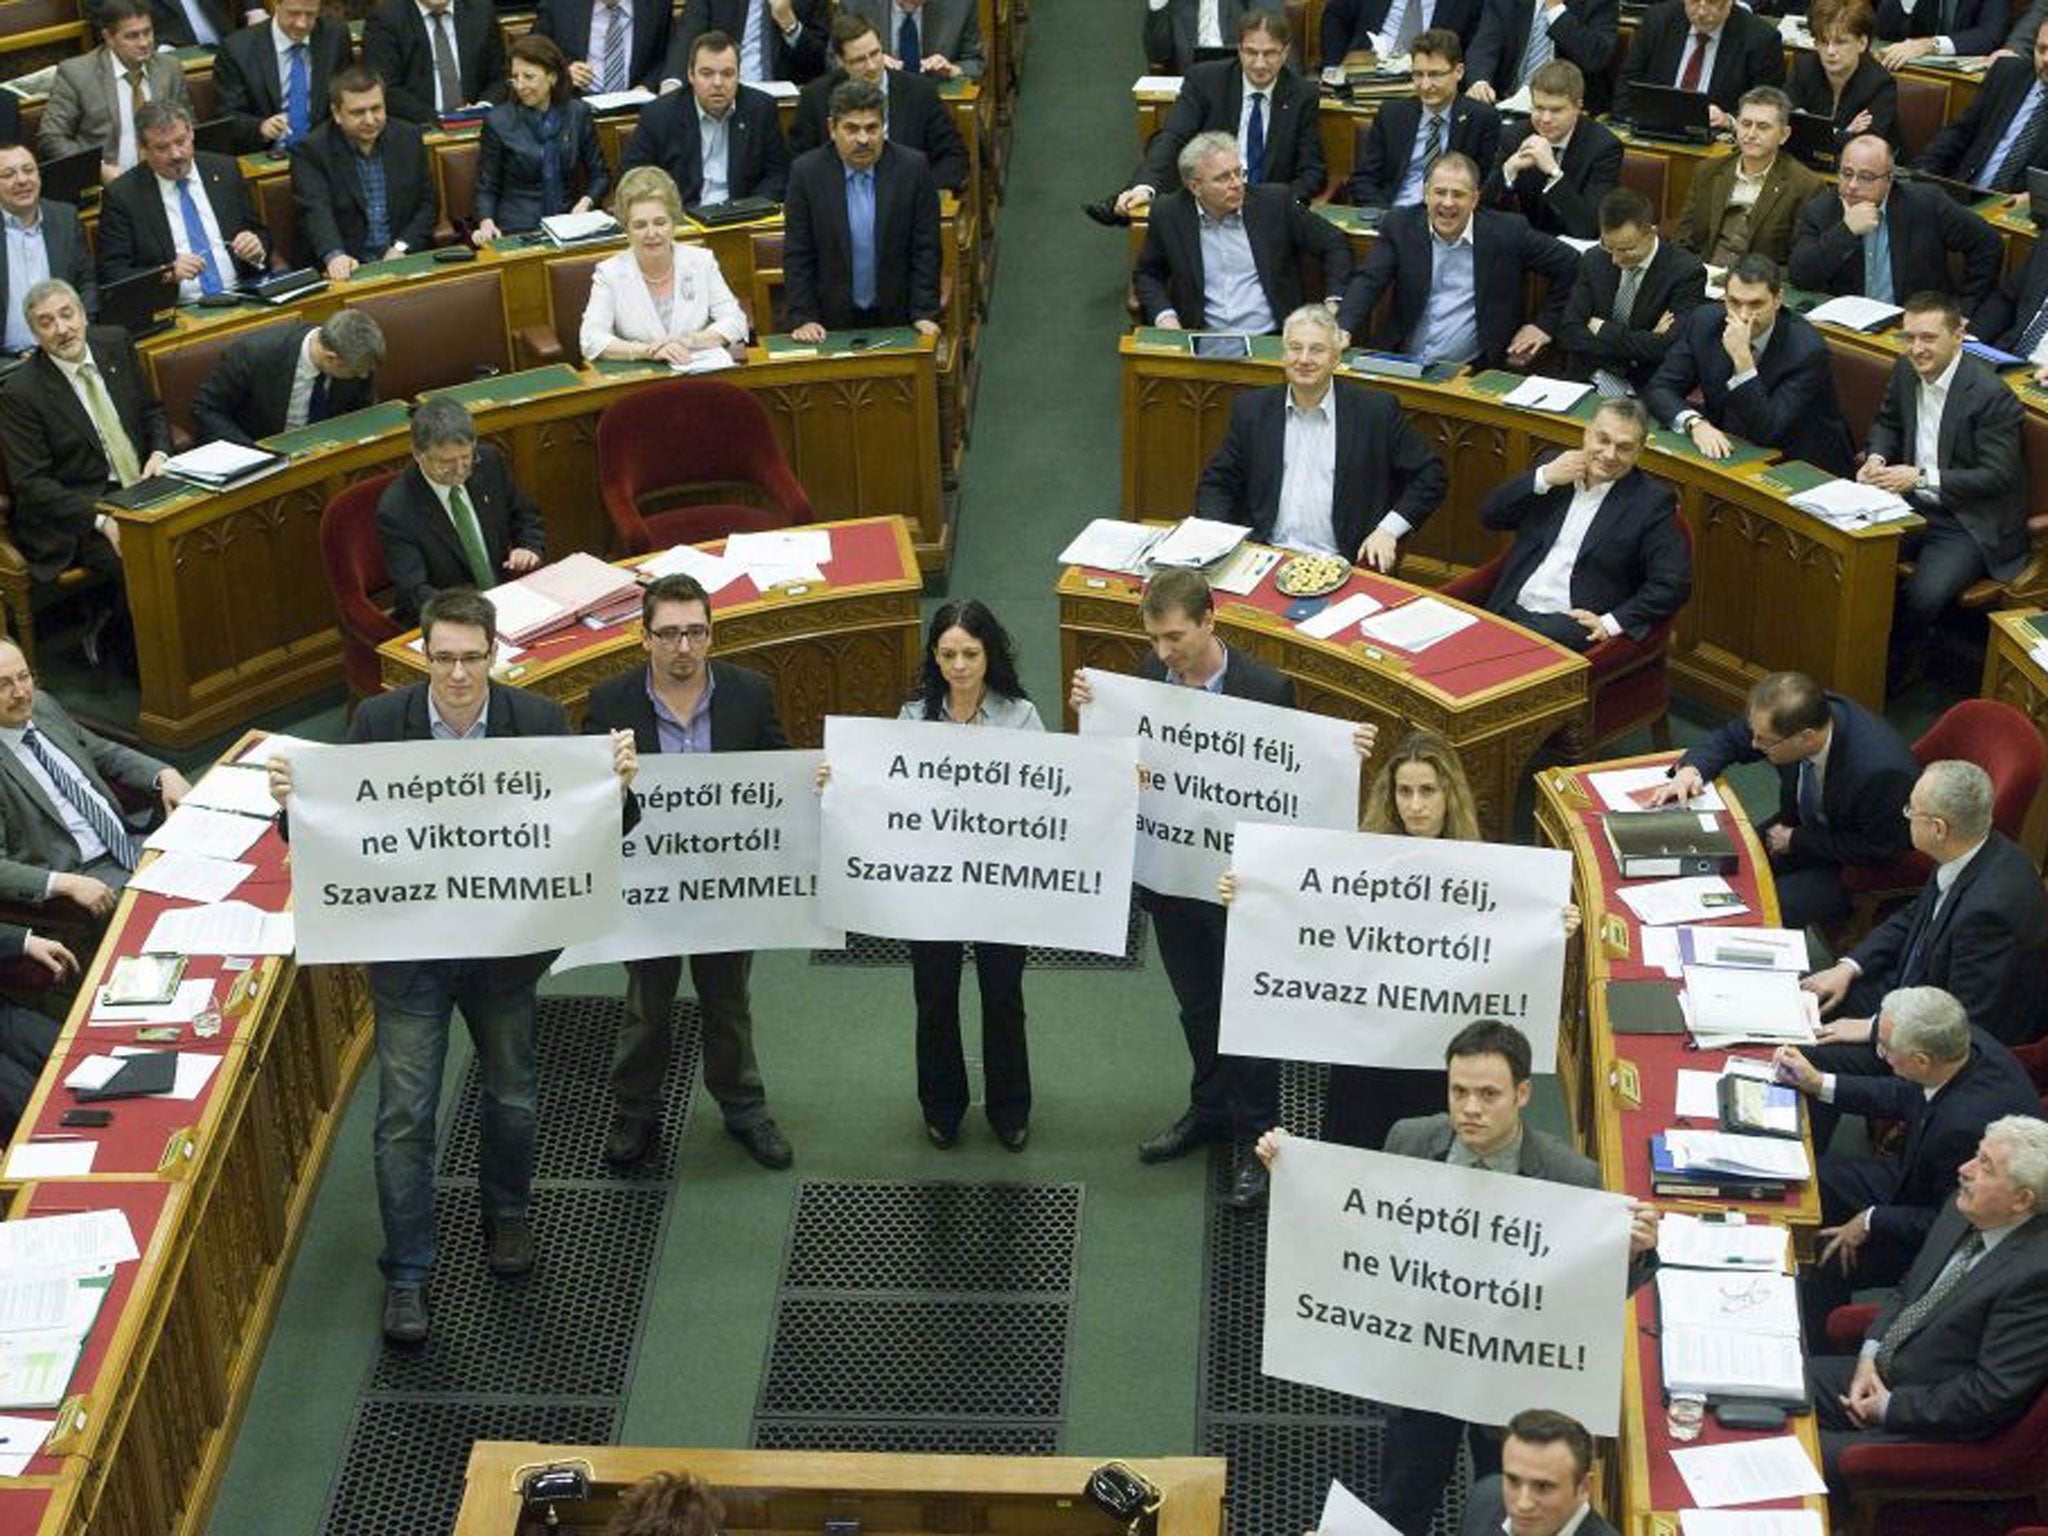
[579, 165, 750, 365]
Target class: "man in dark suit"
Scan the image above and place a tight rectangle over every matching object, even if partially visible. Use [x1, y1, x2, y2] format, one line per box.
[784, 78, 942, 340]
[1338, 151, 1577, 369]
[290, 66, 440, 280]
[790, 14, 968, 192]
[1476, 396, 1692, 651]
[667, 0, 828, 86]
[0, 145, 96, 357]
[1194, 305, 1447, 571]
[1789, 135, 2003, 312]
[1619, 0, 1785, 124]
[1465, 0, 1620, 111]
[192, 311, 384, 447]
[1144, 0, 1254, 72]
[211, 0, 354, 154]
[1480, 60, 1619, 238]
[582, 572, 795, 1173]
[534, 0, 677, 94]
[1559, 186, 1707, 392]
[267, 588, 640, 1345]
[1321, 0, 1485, 63]
[1879, 0, 2015, 69]
[623, 30, 791, 204]
[95, 104, 271, 296]
[1806, 1120, 2048, 1481]
[1349, 29, 1500, 207]
[1133, 131, 1353, 332]
[147, 0, 241, 49]
[1655, 670, 1917, 928]
[1916, 17, 2048, 190]
[1975, 228, 2048, 377]
[1457, 1410, 1621, 1536]
[1675, 85, 1825, 267]
[1642, 254, 1856, 476]
[841, 0, 982, 78]
[376, 397, 547, 626]
[363, 0, 508, 124]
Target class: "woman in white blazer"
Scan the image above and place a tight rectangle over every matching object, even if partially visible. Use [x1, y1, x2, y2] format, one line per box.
[579, 166, 751, 365]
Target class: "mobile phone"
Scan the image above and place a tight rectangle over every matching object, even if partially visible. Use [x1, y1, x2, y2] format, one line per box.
[59, 1109, 111, 1128]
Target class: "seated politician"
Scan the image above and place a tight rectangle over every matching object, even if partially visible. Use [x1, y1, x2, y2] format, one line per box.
[840, 0, 983, 79]
[1916, 15, 2048, 191]
[620, 31, 791, 209]
[1559, 187, 1707, 393]
[0, 144, 96, 358]
[792, 13, 969, 193]
[193, 310, 384, 447]
[783, 78, 941, 343]
[580, 165, 750, 363]
[1642, 254, 1855, 474]
[1134, 131, 1354, 334]
[1337, 151, 1577, 369]
[470, 34, 609, 244]
[1348, 29, 1500, 209]
[1618, 0, 1785, 128]
[1876, 0, 2013, 68]
[1789, 135, 2002, 312]
[289, 65, 440, 282]
[376, 396, 547, 627]
[95, 103, 272, 297]
[1480, 60, 1619, 239]
[1194, 306, 1449, 573]
[1473, 396, 1692, 652]
[210, 0, 353, 155]
[1464, 0, 1622, 112]
[1320, 0, 1485, 65]
[1973, 230, 2048, 381]
[1142, 0, 1255, 73]
[361, 0, 506, 125]
[1675, 86, 1822, 268]
[1789, 0, 1901, 157]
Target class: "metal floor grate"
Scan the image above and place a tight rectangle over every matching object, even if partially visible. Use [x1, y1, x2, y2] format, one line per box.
[753, 1420, 1062, 1455]
[812, 899, 1148, 969]
[783, 1180, 1083, 1294]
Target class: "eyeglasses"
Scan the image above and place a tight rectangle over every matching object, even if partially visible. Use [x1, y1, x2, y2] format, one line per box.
[647, 624, 713, 647]
[1838, 167, 1891, 185]
[426, 650, 490, 670]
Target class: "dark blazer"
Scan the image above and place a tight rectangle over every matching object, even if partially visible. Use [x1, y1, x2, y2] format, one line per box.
[1850, 830, 2048, 1042]
[533, 0, 676, 93]
[1642, 305, 1856, 473]
[1134, 184, 1354, 330]
[584, 658, 790, 755]
[1336, 204, 1577, 367]
[1144, 0, 1255, 72]
[1920, 53, 2048, 189]
[94, 153, 270, 286]
[621, 84, 791, 204]
[476, 98, 610, 230]
[1467, 0, 1620, 109]
[1194, 379, 1450, 553]
[1138, 642, 1294, 706]
[1675, 150, 1824, 267]
[1680, 691, 1918, 867]
[1788, 181, 2003, 313]
[783, 142, 942, 330]
[0, 326, 171, 584]
[1460, 1482, 1618, 1536]
[1131, 60, 1326, 205]
[1559, 238, 1709, 391]
[212, 19, 354, 154]
[1868, 350, 2029, 579]
[1481, 117, 1623, 238]
[791, 67, 968, 192]
[1619, 0, 1785, 116]
[841, 0, 984, 77]
[1321, 0, 1486, 58]
[192, 320, 377, 447]
[289, 118, 439, 265]
[0, 691, 167, 904]
[147, 0, 241, 48]
[0, 202, 97, 346]
[668, 0, 828, 85]
[362, 0, 508, 123]
[1349, 95, 1501, 208]
[1479, 456, 1692, 640]
[1878, 0, 2011, 57]
[1975, 230, 2048, 354]
[1788, 53, 1901, 158]
[375, 444, 549, 625]
[2009, 0, 2048, 50]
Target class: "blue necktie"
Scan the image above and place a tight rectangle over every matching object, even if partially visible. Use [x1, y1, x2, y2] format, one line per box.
[898, 10, 921, 72]
[177, 177, 225, 295]
[1796, 758, 1823, 828]
[284, 44, 309, 144]
[1244, 92, 1266, 183]
[848, 169, 876, 310]
[1864, 211, 1894, 303]
[23, 727, 135, 870]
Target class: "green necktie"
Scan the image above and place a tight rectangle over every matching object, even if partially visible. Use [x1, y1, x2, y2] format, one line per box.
[447, 483, 494, 588]
[78, 362, 140, 487]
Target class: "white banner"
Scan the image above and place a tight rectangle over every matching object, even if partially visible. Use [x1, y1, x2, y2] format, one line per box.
[288, 737, 621, 963]
[1219, 824, 1571, 1071]
[816, 717, 1139, 954]
[1077, 669, 1358, 902]
[554, 750, 842, 970]
[1263, 1138, 1631, 1433]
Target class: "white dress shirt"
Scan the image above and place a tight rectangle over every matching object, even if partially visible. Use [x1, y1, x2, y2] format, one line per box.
[1515, 460, 1622, 635]
[1910, 349, 1962, 498]
[284, 329, 322, 431]
[155, 168, 234, 303]
[1271, 387, 1340, 553]
[106, 50, 153, 171]
[698, 104, 732, 202]
[271, 19, 303, 93]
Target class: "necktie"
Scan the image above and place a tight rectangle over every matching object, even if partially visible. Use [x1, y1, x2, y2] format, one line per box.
[176, 177, 225, 295]
[308, 371, 331, 424]
[1393, 0, 1425, 52]
[447, 483, 495, 588]
[1864, 209, 1894, 302]
[601, 0, 628, 92]
[1899, 881, 1939, 983]
[1518, 0, 1554, 88]
[1612, 262, 1643, 324]
[1797, 757, 1823, 827]
[77, 362, 141, 486]
[1940, 0, 1958, 35]
[848, 169, 877, 310]
[1244, 93, 1266, 183]
[125, 67, 145, 120]
[431, 10, 465, 114]
[23, 726, 136, 869]
[1422, 111, 1443, 168]
[1875, 1229, 1986, 1376]
[2017, 294, 2048, 361]
[1992, 91, 2048, 191]
[284, 44, 310, 143]
[1678, 32, 1710, 92]
[898, 10, 921, 72]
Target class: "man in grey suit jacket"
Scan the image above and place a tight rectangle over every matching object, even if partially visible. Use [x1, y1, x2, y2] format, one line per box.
[842, 0, 982, 77]
[37, 0, 192, 181]
[1457, 1410, 1621, 1536]
[0, 146, 96, 356]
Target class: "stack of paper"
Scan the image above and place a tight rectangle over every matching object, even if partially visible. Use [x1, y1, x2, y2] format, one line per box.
[180, 764, 280, 819]
[1804, 295, 1904, 332]
[1681, 964, 1819, 1046]
[639, 542, 748, 594]
[1787, 478, 1913, 525]
[1658, 1268, 1805, 1403]
[1502, 375, 1592, 411]
[723, 528, 833, 587]
[0, 1210, 138, 1412]
[140, 901, 294, 956]
[127, 850, 254, 905]
[1680, 925, 1807, 971]
[581, 87, 655, 111]
[1145, 517, 1247, 569]
[1057, 518, 1164, 574]
[163, 440, 282, 488]
[540, 210, 619, 246]
[1614, 876, 1748, 926]
[143, 804, 268, 860]
[1663, 1129, 1811, 1181]
[1358, 598, 1477, 653]
[1587, 764, 1728, 813]
[486, 552, 641, 644]
[1657, 1213, 1791, 1272]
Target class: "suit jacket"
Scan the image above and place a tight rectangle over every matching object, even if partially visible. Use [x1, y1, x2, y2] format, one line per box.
[1349, 95, 1500, 208]
[1194, 379, 1449, 553]
[1790, 182, 2004, 313]
[1641, 305, 1855, 473]
[1131, 60, 1326, 205]
[363, 0, 509, 123]
[192, 320, 377, 447]
[148, 0, 241, 48]
[1459, 1483, 1619, 1536]
[790, 67, 968, 192]
[0, 326, 171, 583]
[621, 84, 791, 204]
[375, 445, 549, 624]
[784, 143, 943, 330]
[1920, 53, 2048, 189]
[1137, 642, 1294, 706]
[1558, 238, 1708, 391]
[1386, 1111, 1599, 1184]
[2008, 0, 2048, 50]
[842, 0, 984, 77]
[1321, 0, 1485, 58]
[38, 49, 191, 162]
[1858, 1199, 2048, 1442]
[1850, 830, 2048, 1042]
[289, 118, 439, 265]
[668, 0, 828, 84]
[1681, 691, 1918, 868]
[1134, 184, 1354, 330]
[1479, 457, 1692, 639]
[1481, 117, 1623, 238]
[1676, 150, 1823, 267]
[1878, 0, 2011, 57]
[1337, 205, 1577, 368]
[1868, 350, 2029, 578]
[1144, 0, 1255, 72]
[476, 98, 610, 230]
[1975, 229, 2048, 354]
[1788, 53, 1902, 158]
[0, 691, 167, 904]
[1468, 0, 1620, 108]
[584, 658, 790, 755]
[1619, 0, 1785, 116]
[211, 18, 354, 154]
[94, 152, 270, 286]
[0, 202, 97, 346]
[534, 0, 676, 93]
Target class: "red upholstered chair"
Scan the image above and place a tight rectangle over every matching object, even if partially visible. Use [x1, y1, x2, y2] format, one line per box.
[319, 471, 403, 703]
[594, 378, 815, 555]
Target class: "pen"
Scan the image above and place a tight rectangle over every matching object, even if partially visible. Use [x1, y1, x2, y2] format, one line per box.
[27, 1134, 85, 1142]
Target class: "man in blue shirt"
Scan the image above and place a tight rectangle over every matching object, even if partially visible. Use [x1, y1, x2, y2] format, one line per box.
[0, 145, 94, 357]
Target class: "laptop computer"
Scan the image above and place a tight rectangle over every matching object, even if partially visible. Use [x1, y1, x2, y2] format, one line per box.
[1624, 82, 1711, 143]
[192, 116, 240, 157]
[98, 266, 181, 339]
[1190, 45, 1237, 65]
[1786, 109, 1838, 169]
[1909, 168, 1991, 206]
[36, 146, 100, 206]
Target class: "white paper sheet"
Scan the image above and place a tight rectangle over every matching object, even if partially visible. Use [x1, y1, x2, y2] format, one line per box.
[1657, 1213, 1791, 1271]
[1657, 1269, 1801, 1335]
[1674, 1069, 1725, 1120]
[1587, 764, 1727, 813]
[180, 765, 281, 819]
[1671, 1435, 1826, 1508]
[1502, 375, 1593, 411]
[1664, 1129, 1811, 1180]
[1642, 927, 1683, 976]
[88, 977, 214, 1027]
[1316, 1478, 1400, 1536]
[638, 543, 747, 593]
[581, 86, 655, 110]
[1787, 478, 1913, 524]
[140, 902, 293, 956]
[0, 1415, 53, 1475]
[126, 851, 253, 905]
[1614, 876, 1747, 926]
[142, 805, 268, 859]
[164, 440, 274, 480]
[1133, 74, 1185, 94]
[1804, 295, 1904, 332]
[1681, 1511, 1822, 1536]
[1, 1143, 94, 1179]
[0, 1332, 84, 1409]
[1056, 518, 1163, 574]
[0, 1211, 136, 1277]
[0, 1281, 100, 1337]
[60, 1058, 120, 1092]
[1145, 516, 1247, 568]
[1295, 591, 1386, 640]
[1682, 965, 1816, 1040]
[1681, 925, 1809, 972]
[1358, 598, 1478, 653]
[234, 732, 317, 765]
[1661, 1324, 1806, 1400]
[723, 529, 832, 566]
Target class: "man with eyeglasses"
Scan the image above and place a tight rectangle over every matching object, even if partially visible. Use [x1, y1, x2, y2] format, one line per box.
[376, 396, 546, 627]
[1789, 134, 2002, 312]
[1559, 185, 1705, 393]
[580, 572, 796, 1171]
[1347, 29, 1499, 209]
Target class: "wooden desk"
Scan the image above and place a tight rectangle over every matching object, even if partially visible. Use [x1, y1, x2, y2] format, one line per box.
[1982, 608, 2048, 870]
